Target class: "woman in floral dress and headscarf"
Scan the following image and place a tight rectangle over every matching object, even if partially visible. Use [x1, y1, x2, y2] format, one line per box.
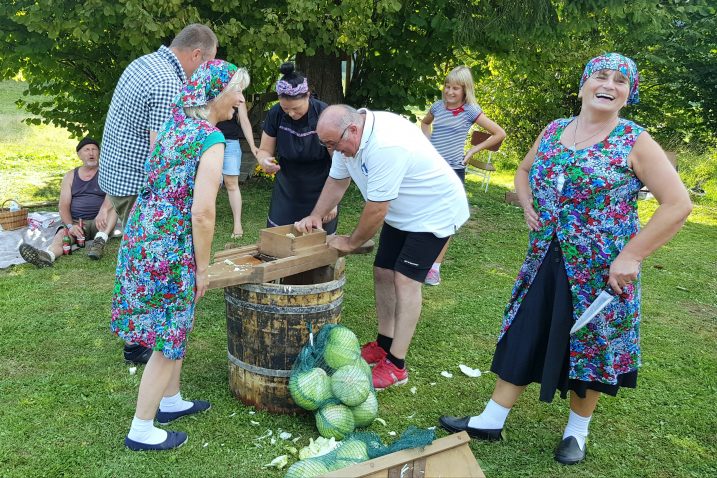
[439, 53, 692, 464]
[110, 60, 250, 451]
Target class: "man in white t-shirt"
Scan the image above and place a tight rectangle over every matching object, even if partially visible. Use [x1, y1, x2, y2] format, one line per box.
[295, 104, 469, 390]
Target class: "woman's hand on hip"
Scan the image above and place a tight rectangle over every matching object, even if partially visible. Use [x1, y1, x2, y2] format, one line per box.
[608, 254, 641, 295]
[195, 269, 209, 304]
[522, 203, 540, 231]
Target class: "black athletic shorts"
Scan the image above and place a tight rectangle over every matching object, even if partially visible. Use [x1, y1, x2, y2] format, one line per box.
[373, 222, 450, 282]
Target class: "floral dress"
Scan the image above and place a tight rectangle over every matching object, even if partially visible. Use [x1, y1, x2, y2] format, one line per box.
[110, 107, 220, 360]
[500, 118, 645, 384]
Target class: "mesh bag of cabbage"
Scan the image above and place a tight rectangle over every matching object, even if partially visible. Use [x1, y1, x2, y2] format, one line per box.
[284, 426, 436, 478]
[289, 324, 378, 439]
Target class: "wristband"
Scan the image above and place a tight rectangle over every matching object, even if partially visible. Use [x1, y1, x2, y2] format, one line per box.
[66, 223, 74, 230]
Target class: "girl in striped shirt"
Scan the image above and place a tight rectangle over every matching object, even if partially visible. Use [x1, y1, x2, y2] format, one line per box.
[421, 66, 506, 285]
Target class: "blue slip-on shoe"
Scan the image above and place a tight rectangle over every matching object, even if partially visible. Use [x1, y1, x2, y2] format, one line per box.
[124, 430, 188, 451]
[155, 400, 211, 425]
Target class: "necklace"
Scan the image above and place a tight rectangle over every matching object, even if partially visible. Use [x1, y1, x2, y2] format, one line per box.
[571, 116, 616, 152]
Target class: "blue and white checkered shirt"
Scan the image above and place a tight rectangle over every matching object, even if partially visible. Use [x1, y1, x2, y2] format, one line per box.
[99, 45, 186, 196]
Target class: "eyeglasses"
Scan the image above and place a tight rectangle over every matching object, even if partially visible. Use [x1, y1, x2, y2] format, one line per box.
[319, 125, 350, 149]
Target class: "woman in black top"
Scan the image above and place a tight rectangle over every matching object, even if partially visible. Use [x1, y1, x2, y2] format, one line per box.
[255, 63, 338, 233]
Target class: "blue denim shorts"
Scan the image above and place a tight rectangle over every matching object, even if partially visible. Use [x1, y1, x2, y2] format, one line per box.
[222, 139, 242, 175]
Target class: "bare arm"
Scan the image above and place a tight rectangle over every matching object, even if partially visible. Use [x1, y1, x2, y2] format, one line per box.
[294, 177, 352, 233]
[608, 132, 692, 294]
[149, 131, 158, 152]
[94, 195, 117, 231]
[329, 200, 389, 254]
[58, 171, 82, 238]
[236, 103, 258, 156]
[514, 130, 545, 231]
[464, 114, 507, 164]
[256, 132, 280, 174]
[420, 111, 434, 139]
[191, 143, 224, 303]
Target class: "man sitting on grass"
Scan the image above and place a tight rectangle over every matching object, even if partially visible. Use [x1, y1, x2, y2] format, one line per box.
[19, 137, 118, 267]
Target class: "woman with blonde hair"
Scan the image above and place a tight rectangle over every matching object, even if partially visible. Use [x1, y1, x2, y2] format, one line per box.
[111, 60, 249, 451]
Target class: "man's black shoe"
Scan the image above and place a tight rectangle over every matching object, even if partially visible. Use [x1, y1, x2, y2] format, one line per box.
[438, 415, 503, 441]
[554, 436, 586, 465]
[124, 344, 153, 364]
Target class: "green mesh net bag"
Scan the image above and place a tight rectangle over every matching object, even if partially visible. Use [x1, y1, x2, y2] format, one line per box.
[289, 324, 377, 438]
[284, 426, 436, 477]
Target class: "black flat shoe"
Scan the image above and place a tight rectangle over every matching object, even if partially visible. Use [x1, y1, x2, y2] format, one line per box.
[438, 416, 503, 441]
[554, 436, 586, 465]
[124, 344, 153, 365]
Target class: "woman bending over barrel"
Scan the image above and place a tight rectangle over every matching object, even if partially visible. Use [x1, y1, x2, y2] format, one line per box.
[111, 60, 250, 451]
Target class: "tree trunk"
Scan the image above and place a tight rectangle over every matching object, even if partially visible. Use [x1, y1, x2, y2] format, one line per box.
[296, 49, 344, 104]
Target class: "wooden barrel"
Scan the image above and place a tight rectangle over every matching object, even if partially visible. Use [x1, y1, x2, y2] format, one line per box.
[225, 272, 344, 413]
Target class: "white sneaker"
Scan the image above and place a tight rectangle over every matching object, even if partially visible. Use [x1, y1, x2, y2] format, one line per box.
[425, 268, 441, 286]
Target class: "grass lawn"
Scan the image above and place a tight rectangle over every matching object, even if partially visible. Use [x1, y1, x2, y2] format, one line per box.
[1, 80, 716, 477]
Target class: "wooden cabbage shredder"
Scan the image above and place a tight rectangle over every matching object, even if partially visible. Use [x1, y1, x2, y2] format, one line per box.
[208, 224, 373, 414]
[207, 224, 372, 289]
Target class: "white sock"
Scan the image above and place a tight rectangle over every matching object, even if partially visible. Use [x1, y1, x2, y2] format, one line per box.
[46, 250, 56, 262]
[468, 399, 511, 429]
[127, 416, 167, 444]
[94, 231, 109, 241]
[562, 410, 592, 450]
[159, 392, 193, 413]
[432, 262, 441, 271]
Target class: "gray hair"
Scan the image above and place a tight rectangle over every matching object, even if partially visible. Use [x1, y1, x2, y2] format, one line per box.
[335, 105, 363, 130]
[170, 23, 218, 54]
[184, 68, 250, 120]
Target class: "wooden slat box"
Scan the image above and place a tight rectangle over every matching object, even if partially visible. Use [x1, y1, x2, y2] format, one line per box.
[322, 431, 485, 478]
[260, 224, 327, 258]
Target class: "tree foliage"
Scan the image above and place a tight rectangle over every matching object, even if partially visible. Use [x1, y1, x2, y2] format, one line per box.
[0, 0, 714, 156]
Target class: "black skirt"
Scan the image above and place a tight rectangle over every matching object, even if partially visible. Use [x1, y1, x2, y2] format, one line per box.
[491, 237, 637, 403]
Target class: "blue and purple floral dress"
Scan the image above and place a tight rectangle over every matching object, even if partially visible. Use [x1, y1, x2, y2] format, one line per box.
[110, 107, 220, 360]
[501, 117, 645, 384]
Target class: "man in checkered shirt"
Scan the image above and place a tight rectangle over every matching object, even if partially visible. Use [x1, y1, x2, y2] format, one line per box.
[99, 23, 217, 365]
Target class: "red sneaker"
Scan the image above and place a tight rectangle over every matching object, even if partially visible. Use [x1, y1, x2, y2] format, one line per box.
[372, 358, 408, 390]
[361, 341, 387, 366]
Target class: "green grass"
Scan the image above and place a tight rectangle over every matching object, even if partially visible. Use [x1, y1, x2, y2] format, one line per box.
[1, 85, 716, 477]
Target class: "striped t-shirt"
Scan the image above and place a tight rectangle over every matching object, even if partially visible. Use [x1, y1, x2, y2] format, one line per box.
[429, 100, 482, 169]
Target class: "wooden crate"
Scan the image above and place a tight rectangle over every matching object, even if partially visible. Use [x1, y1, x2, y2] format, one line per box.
[259, 224, 327, 258]
[322, 432, 485, 478]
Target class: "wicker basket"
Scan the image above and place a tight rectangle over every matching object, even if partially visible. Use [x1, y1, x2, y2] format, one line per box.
[0, 199, 29, 231]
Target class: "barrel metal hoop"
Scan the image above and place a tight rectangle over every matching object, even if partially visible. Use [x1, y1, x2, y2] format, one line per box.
[227, 351, 293, 378]
[225, 295, 343, 315]
[230, 275, 346, 296]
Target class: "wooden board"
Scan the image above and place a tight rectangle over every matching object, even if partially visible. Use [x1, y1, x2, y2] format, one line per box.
[321, 432, 485, 478]
[207, 244, 339, 290]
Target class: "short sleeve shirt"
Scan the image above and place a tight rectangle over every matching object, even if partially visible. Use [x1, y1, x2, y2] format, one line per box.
[429, 100, 482, 169]
[99, 45, 186, 196]
[329, 109, 469, 238]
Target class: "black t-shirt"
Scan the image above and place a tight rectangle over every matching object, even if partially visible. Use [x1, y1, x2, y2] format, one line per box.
[216, 109, 244, 140]
[262, 98, 337, 233]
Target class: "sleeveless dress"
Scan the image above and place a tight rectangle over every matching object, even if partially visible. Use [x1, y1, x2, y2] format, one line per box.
[263, 98, 337, 233]
[492, 117, 645, 400]
[110, 107, 223, 360]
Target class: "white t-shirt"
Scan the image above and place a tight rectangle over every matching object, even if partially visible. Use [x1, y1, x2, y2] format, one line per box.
[329, 109, 469, 238]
